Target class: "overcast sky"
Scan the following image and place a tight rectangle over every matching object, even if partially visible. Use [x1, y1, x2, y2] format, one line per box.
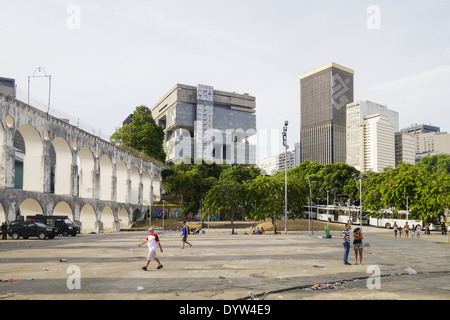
[1, 0, 449, 160]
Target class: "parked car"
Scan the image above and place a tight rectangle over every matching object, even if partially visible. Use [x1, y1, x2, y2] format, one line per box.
[27, 215, 80, 236]
[8, 221, 58, 240]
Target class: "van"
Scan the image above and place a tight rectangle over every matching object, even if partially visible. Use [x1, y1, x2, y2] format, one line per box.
[26, 215, 80, 236]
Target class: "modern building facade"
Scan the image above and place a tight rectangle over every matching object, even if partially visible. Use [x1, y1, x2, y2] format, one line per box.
[346, 101, 399, 173]
[257, 151, 295, 175]
[151, 84, 256, 165]
[394, 131, 416, 166]
[300, 62, 354, 165]
[401, 124, 450, 162]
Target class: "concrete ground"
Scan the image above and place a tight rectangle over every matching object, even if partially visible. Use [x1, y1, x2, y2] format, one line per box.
[0, 224, 449, 301]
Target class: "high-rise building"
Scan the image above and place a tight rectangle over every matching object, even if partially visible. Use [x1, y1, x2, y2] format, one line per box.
[346, 101, 399, 173]
[395, 131, 416, 166]
[257, 151, 296, 175]
[300, 63, 354, 165]
[151, 84, 256, 164]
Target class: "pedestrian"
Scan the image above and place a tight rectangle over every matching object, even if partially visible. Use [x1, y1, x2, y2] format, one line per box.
[1, 222, 7, 240]
[342, 223, 351, 265]
[404, 222, 410, 238]
[353, 227, 364, 265]
[137, 227, 163, 271]
[441, 222, 447, 235]
[416, 224, 421, 238]
[181, 221, 192, 249]
[398, 226, 402, 237]
[393, 222, 398, 238]
[411, 224, 416, 238]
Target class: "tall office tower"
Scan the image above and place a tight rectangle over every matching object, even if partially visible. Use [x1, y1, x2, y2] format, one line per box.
[395, 131, 416, 166]
[300, 63, 354, 164]
[346, 101, 399, 173]
[151, 84, 256, 164]
[257, 151, 296, 175]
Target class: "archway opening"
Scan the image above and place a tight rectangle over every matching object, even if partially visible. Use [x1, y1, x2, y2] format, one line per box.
[14, 125, 44, 192]
[99, 155, 113, 201]
[79, 203, 96, 234]
[118, 208, 129, 229]
[101, 206, 115, 232]
[18, 198, 44, 220]
[52, 137, 72, 196]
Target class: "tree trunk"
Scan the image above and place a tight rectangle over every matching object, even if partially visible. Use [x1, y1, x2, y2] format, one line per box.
[272, 216, 278, 234]
[231, 213, 235, 234]
[425, 221, 431, 235]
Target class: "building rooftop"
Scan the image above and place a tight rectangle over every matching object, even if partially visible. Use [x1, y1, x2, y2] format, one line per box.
[300, 62, 354, 80]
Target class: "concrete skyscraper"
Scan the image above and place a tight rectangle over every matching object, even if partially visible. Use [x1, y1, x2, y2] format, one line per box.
[151, 84, 256, 165]
[346, 101, 399, 173]
[300, 63, 354, 165]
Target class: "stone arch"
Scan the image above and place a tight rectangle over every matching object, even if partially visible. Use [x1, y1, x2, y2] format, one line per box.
[116, 161, 128, 203]
[18, 198, 44, 219]
[99, 154, 113, 201]
[142, 170, 151, 206]
[79, 203, 96, 234]
[132, 208, 141, 222]
[152, 172, 161, 201]
[0, 121, 5, 188]
[0, 201, 6, 224]
[101, 206, 115, 232]
[52, 137, 72, 196]
[118, 207, 129, 229]
[78, 147, 95, 199]
[53, 201, 73, 218]
[15, 124, 44, 192]
[129, 166, 140, 205]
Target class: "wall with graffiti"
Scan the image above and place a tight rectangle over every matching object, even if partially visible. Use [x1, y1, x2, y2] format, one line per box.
[154, 206, 183, 219]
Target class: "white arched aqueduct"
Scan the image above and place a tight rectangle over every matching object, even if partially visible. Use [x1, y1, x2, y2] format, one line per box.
[0, 93, 163, 233]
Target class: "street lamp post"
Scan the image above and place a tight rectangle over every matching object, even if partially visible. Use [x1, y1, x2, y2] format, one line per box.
[406, 196, 410, 222]
[162, 200, 166, 232]
[354, 175, 368, 228]
[282, 121, 289, 234]
[306, 177, 316, 235]
[319, 188, 336, 226]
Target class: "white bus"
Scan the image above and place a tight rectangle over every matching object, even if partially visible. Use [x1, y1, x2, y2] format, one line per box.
[367, 210, 423, 229]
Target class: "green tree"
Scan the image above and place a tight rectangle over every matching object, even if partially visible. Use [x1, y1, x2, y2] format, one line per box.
[203, 181, 243, 234]
[110, 105, 166, 161]
[246, 175, 284, 233]
[412, 168, 450, 233]
[362, 162, 450, 233]
[417, 154, 450, 175]
[162, 162, 228, 215]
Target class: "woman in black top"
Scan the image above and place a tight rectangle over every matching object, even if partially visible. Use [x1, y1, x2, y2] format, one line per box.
[353, 227, 364, 265]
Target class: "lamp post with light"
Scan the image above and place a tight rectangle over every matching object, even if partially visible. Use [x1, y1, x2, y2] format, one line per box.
[282, 121, 288, 234]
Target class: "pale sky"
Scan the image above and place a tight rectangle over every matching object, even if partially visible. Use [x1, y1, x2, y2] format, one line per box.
[1, 0, 449, 160]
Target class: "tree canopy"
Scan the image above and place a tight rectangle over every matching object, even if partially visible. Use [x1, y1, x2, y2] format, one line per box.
[110, 105, 166, 162]
[159, 155, 450, 233]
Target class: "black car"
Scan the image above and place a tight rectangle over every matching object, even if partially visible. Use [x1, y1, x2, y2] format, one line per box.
[27, 215, 80, 236]
[8, 221, 58, 240]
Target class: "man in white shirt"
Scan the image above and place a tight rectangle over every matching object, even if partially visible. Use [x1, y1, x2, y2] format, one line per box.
[138, 227, 164, 271]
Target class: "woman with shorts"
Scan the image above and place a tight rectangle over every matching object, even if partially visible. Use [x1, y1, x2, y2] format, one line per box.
[353, 227, 364, 265]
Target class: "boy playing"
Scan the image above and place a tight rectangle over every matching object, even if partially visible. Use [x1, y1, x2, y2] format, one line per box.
[138, 227, 163, 271]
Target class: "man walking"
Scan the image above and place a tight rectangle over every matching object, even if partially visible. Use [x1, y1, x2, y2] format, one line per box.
[181, 221, 192, 249]
[138, 227, 163, 271]
[343, 223, 351, 265]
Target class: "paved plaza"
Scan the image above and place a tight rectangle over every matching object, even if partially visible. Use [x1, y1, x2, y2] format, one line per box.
[0, 224, 449, 301]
